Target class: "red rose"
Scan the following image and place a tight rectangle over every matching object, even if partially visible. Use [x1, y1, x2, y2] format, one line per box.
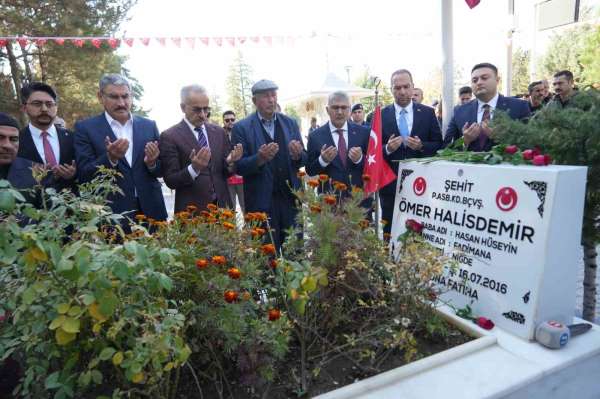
[532, 155, 546, 166]
[543, 154, 552, 165]
[476, 317, 495, 330]
[522, 149, 534, 160]
[504, 145, 518, 155]
[405, 219, 423, 234]
[532, 146, 541, 156]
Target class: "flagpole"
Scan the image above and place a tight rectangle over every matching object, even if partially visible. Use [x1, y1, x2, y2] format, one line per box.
[372, 77, 382, 239]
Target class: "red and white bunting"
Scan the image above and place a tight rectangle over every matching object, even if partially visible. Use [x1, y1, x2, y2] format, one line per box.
[0, 39, 8, 47]
[123, 38, 135, 47]
[35, 38, 47, 47]
[54, 38, 65, 45]
[107, 38, 120, 49]
[156, 37, 166, 46]
[186, 37, 196, 49]
[214, 37, 223, 47]
[199, 37, 209, 46]
[91, 38, 102, 48]
[140, 37, 150, 46]
[72, 38, 85, 47]
[16, 37, 28, 47]
[171, 37, 181, 47]
[225, 37, 235, 47]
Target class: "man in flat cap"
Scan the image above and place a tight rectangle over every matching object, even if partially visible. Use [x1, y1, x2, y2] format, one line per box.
[350, 103, 369, 127]
[232, 79, 307, 251]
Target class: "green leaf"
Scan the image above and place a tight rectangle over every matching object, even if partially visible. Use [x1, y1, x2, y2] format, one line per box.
[67, 306, 82, 317]
[78, 371, 91, 387]
[57, 259, 74, 272]
[98, 347, 115, 361]
[45, 371, 61, 390]
[61, 317, 80, 333]
[98, 291, 118, 318]
[22, 286, 36, 305]
[49, 315, 66, 330]
[57, 303, 70, 314]
[158, 273, 173, 291]
[82, 294, 95, 306]
[112, 262, 129, 281]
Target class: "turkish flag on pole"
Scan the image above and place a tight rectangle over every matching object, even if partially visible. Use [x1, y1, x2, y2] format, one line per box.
[363, 106, 396, 194]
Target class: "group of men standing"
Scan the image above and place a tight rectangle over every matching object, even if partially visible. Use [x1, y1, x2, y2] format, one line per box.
[1, 62, 578, 249]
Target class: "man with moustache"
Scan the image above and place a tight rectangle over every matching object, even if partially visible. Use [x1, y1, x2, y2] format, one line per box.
[548, 70, 578, 109]
[527, 81, 545, 114]
[18, 82, 77, 194]
[350, 103, 370, 127]
[159, 86, 242, 213]
[74, 73, 167, 222]
[443, 63, 530, 151]
[232, 79, 307, 250]
[380, 69, 443, 236]
[307, 91, 369, 197]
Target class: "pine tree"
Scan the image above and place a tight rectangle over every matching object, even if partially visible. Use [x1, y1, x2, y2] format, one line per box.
[225, 51, 254, 118]
[511, 47, 530, 95]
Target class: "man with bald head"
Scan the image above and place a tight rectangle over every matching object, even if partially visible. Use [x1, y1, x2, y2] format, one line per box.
[160, 85, 242, 213]
[232, 79, 307, 250]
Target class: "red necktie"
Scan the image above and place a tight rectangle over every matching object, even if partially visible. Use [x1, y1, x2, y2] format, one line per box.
[478, 104, 491, 149]
[41, 131, 58, 167]
[336, 129, 347, 168]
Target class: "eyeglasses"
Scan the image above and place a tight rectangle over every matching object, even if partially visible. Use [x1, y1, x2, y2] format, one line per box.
[103, 93, 130, 101]
[329, 105, 349, 112]
[189, 106, 211, 114]
[26, 101, 57, 109]
[224, 118, 235, 123]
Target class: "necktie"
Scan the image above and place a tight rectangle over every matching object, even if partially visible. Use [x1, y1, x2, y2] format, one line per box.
[40, 131, 58, 167]
[336, 129, 347, 168]
[194, 127, 208, 149]
[478, 104, 491, 149]
[398, 109, 410, 142]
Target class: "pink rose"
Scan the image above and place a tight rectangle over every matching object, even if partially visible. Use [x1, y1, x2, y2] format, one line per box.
[522, 149, 534, 160]
[504, 145, 518, 155]
[543, 154, 552, 165]
[532, 155, 546, 166]
[476, 317, 495, 330]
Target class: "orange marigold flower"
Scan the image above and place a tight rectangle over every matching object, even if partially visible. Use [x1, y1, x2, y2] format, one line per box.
[269, 259, 278, 269]
[220, 209, 234, 219]
[227, 267, 241, 279]
[362, 174, 371, 182]
[244, 213, 255, 222]
[309, 204, 322, 213]
[241, 291, 252, 301]
[333, 181, 348, 191]
[318, 174, 329, 182]
[323, 195, 337, 205]
[224, 290, 238, 303]
[200, 210, 211, 218]
[254, 212, 268, 222]
[187, 236, 198, 244]
[222, 221, 235, 230]
[251, 227, 266, 238]
[195, 258, 208, 269]
[186, 204, 198, 212]
[352, 186, 363, 194]
[307, 180, 319, 188]
[268, 308, 281, 321]
[261, 243, 276, 256]
[297, 170, 307, 178]
[207, 203, 218, 212]
[212, 255, 227, 265]
[135, 214, 146, 221]
[147, 217, 156, 225]
[206, 216, 218, 224]
[175, 211, 191, 220]
[359, 219, 370, 229]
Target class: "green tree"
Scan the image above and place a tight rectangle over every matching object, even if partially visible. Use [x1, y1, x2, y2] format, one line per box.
[208, 92, 224, 126]
[353, 67, 393, 115]
[512, 47, 530, 95]
[0, 0, 141, 127]
[538, 23, 595, 84]
[580, 24, 600, 85]
[225, 51, 254, 118]
[283, 104, 301, 131]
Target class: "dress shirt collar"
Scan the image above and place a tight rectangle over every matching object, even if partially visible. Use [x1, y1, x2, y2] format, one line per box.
[477, 92, 499, 111]
[29, 123, 57, 138]
[104, 111, 132, 128]
[257, 111, 277, 124]
[394, 100, 414, 115]
[328, 121, 348, 133]
[184, 117, 205, 135]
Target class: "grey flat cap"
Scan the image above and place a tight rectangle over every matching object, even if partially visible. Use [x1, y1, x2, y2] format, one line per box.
[251, 79, 278, 95]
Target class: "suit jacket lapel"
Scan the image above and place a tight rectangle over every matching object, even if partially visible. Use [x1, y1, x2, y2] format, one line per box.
[251, 114, 266, 149]
[469, 101, 479, 124]
[21, 127, 44, 164]
[383, 106, 400, 137]
[180, 120, 201, 153]
[495, 95, 508, 112]
[131, 116, 145, 167]
[57, 128, 71, 165]
[411, 104, 423, 136]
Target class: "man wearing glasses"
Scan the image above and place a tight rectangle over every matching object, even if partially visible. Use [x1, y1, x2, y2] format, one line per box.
[18, 82, 77, 194]
[159, 85, 243, 213]
[74, 73, 167, 223]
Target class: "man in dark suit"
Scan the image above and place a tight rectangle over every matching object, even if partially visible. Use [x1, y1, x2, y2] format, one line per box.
[160, 85, 242, 213]
[380, 69, 443, 235]
[18, 82, 77, 194]
[350, 103, 370, 127]
[443, 63, 531, 151]
[307, 91, 369, 194]
[232, 79, 307, 250]
[74, 74, 167, 222]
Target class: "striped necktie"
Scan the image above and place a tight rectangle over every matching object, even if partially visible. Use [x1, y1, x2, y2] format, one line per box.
[194, 126, 208, 148]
